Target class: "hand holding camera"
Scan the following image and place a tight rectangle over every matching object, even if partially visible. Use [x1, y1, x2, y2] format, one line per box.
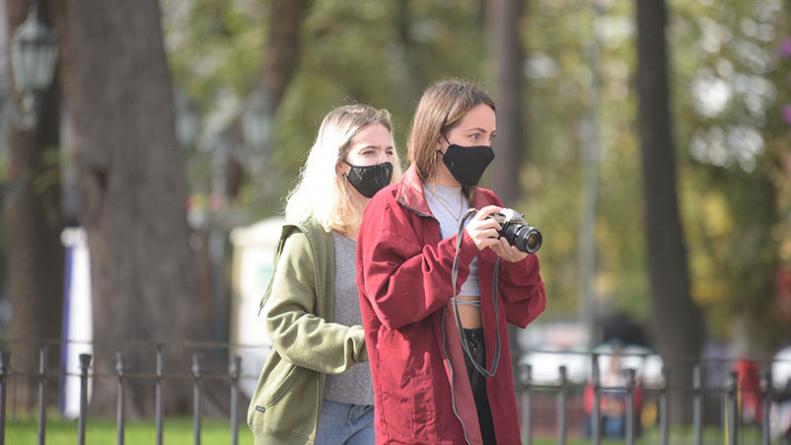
[464, 206, 543, 258]
[489, 208, 542, 254]
[464, 205, 503, 251]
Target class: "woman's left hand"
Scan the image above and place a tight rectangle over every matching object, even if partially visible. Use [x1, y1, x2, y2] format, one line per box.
[490, 237, 528, 263]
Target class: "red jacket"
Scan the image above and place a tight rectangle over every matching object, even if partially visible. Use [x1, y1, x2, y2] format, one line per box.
[356, 165, 546, 444]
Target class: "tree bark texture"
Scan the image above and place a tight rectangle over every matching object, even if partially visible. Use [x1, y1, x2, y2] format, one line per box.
[636, 0, 706, 424]
[62, 0, 200, 417]
[487, 0, 526, 204]
[3, 0, 64, 412]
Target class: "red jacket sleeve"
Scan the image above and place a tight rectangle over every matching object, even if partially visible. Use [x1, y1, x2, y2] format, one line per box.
[357, 196, 480, 330]
[486, 190, 547, 328]
[498, 254, 546, 327]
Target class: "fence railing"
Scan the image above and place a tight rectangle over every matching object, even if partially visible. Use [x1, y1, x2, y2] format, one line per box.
[0, 339, 264, 445]
[0, 340, 790, 445]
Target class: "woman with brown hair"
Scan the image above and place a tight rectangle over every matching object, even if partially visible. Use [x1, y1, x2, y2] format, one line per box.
[356, 79, 546, 444]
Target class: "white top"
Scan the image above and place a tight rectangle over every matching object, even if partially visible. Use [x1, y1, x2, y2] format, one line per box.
[423, 183, 481, 297]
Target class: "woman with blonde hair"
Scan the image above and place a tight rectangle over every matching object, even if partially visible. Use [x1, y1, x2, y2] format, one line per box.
[247, 104, 401, 444]
[356, 79, 546, 444]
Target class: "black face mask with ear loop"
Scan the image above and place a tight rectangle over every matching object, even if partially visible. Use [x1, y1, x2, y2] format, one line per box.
[344, 161, 393, 198]
[441, 142, 495, 187]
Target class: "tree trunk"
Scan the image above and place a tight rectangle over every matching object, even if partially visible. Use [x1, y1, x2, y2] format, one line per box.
[486, 0, 525, 204]
[635, 0, 705, 424]
[242, 0, 311, 207]
[3, 0, 64, 412]
[391, 0, 424, 110]
[487, 0, 528, 395]
[62, 0, 199, 417]
[262, 0, 311, 108]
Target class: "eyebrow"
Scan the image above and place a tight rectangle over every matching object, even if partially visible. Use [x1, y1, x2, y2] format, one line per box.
[465, 127, 493, 134]
[358, 145, 394, 151]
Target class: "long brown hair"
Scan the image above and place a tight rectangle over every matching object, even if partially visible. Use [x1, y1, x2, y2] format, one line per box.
[407, 79, 495, 181]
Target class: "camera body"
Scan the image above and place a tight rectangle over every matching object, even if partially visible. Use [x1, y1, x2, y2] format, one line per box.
[489, 208, 542, 254]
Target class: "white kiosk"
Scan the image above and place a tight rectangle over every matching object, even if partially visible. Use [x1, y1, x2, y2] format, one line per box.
[230, 216, 285, 397]
[59, 227, 93, 419]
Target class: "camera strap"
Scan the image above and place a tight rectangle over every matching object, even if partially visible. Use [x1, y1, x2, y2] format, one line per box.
[451, 209, 501, 378]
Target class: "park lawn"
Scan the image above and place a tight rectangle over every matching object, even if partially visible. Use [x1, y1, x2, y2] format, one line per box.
[5, 417, 766, 445]
[6, 417, 255, 445]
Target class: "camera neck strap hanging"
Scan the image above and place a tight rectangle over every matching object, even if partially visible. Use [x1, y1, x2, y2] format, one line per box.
[451, 209, 501, 378]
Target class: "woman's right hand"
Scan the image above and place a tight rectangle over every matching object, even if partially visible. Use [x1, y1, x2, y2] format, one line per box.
[464, 205, 502, 251]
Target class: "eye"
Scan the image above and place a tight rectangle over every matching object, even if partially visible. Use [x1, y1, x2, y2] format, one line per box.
[470, 133, 481, 141]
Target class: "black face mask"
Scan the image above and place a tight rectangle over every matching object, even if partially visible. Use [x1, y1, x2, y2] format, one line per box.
[344, 161, 393, 198]
[441, 144, 495, 186]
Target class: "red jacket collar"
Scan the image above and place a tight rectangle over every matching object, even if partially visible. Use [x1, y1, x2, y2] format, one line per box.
[395, 165, 432, 217]
[395, 165, 488, 216]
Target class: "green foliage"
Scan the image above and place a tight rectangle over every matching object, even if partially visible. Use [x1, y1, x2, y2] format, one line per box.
[524, 0, 649, 321]
[161, 0, 791, 348]
[270, 0, 491, 210]
[670, 0, 791, 347]
[165, 0, 264, 105]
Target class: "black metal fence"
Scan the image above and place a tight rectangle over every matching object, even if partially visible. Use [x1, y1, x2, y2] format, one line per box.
[1, 340, 790, 445]
[518, 357, 785, 445]
[0, 340, 259, 445]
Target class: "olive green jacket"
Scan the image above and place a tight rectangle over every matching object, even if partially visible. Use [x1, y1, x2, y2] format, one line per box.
[246, 218, 368, 444]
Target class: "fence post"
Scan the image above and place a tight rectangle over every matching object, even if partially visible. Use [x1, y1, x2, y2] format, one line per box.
[0, 351, 9, 445]
[519, 363, 532, 445]
[591, 353, 601, 445]
[760, 370, 770, 445]
[693, 364, 703, 445]
[192, 353, 202, 445]
[727, 370, 738, 445]
[116, 352, 125, 445]
[155, 344, 164, 445]
[557, 365, 567, 445]
[37, 344, 47, 445]
[624, 368, 636, 445]
[229, 355, 241, 445]
[78, 353, 92, 445]
[659, 366, 669, 445]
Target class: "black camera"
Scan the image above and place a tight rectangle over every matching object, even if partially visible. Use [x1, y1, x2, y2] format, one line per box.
[490, 208, 542, 254]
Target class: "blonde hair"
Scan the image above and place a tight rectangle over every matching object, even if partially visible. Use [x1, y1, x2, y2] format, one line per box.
[285, 104, 402, 233]
[407, 79, 495, 181]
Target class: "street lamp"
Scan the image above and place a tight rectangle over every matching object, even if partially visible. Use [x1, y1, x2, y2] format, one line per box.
[240, 87, 273, 173]
[10, 0, 58, 129]
[175, 90, 199, 149]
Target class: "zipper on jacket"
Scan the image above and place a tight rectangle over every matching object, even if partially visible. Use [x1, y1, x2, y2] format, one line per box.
[440, 307, 473, 445]
[402, 199, 474, 444]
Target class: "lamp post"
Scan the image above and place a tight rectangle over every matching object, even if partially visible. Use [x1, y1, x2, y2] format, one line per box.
[10, 0, 58, 129]
[208, 132, 233, 343]
[175, 90, 199, 150]
[579, 0, 604, 352]
[240, 87, 273, 174]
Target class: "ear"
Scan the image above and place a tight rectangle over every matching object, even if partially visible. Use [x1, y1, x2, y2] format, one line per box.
[336, 162, 347, 177]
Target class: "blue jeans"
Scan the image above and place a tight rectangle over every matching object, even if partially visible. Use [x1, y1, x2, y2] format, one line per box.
[315, 399, 375, 445]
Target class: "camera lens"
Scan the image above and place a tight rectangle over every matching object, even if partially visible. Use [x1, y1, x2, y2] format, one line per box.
[522, 229, 542, 253]
[514, 225, 542, 254]
[498, 209, 544, 253]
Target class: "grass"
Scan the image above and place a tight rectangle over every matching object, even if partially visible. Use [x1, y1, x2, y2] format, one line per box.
[6, 417, 254, 445]
[5, 417, 775, 445]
